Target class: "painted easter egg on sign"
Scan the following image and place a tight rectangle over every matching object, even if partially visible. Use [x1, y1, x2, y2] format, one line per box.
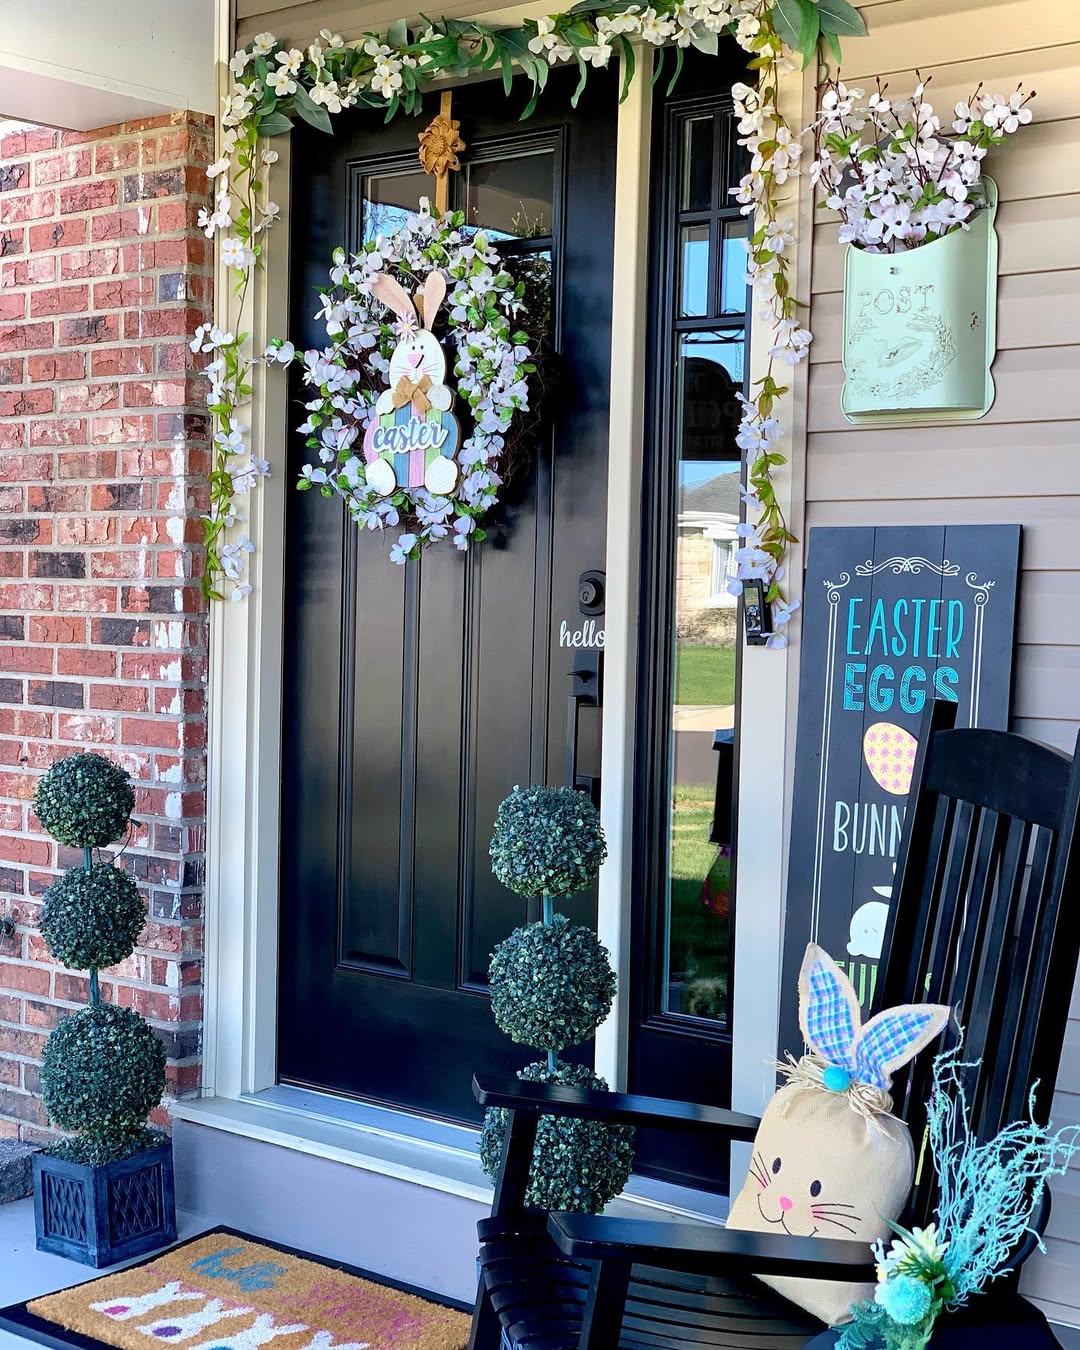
[862, 721, 918, 796]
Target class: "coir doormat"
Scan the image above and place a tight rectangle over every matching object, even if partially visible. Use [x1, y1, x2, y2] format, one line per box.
[0, 1229, 469, 1350]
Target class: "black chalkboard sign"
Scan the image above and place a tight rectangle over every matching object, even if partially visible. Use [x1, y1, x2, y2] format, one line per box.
[779, 524, 1021, 1054]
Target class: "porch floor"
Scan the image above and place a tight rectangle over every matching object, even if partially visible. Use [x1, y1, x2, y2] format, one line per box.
[4, 1191, 1078, 1350]
[0, 1199, 215, 1350]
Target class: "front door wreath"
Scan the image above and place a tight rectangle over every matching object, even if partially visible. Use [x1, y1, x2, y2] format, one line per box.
[272, 203, 535, 562]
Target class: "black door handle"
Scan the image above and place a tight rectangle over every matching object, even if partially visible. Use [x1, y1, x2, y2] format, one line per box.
[565, 569, 605, 807]
[566, 669, 601, 805]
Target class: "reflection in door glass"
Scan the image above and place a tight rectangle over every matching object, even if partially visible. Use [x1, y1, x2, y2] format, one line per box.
[361, 170, 435, 243]
[658, 104, 748, 1029]
[679, 224, 710, 318]
[465, 151, 554, 241]
[664, 345, 741, 1022]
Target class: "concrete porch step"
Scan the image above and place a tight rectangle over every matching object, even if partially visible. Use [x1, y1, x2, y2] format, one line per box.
[0, 1142, 35, 1206]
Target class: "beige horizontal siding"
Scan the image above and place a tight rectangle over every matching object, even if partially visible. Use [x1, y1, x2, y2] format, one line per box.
[236, 0, 504, 43]
[809, 2, 1080, 1324]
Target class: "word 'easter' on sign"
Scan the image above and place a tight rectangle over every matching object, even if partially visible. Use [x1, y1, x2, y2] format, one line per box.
[842, 595, 963, 712]
[370, 419, 450, 455]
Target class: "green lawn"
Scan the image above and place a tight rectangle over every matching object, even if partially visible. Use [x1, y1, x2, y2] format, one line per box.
[667, 786, 730, 1022]
[675, 644, 736, 706]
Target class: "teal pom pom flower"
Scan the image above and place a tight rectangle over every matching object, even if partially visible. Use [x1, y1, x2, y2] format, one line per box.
[875, 1275, 932, 1326]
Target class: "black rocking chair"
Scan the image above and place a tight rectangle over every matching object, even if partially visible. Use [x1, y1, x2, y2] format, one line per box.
[469, 700, 1080, 1349]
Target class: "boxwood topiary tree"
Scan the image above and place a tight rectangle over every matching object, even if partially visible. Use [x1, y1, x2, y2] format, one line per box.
[34, 752, 166, 1166]
[481, 785, 633, 1212]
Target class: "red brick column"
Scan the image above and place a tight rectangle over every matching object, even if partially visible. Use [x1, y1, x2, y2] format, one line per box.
[0, 114, 213, 1141]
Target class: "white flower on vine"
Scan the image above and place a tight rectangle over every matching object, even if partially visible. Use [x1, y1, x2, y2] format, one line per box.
[215, 420, 245, 455]
[580, 33, 614, 67]
[251, 31, 276, 56]
[990, 90, 1032, 133]
[763, 218, 795, 253]
[596, 8, 641, 36]
[191, 324, 234, 354]
[773, 597, 800, 627]
[639, 8, 676, 43]
[222, 90, 255, 125]
[276, 47, 304, 74]
[821, 81, 864, 118]
[734, 13, 759, 42]
[229, 50, 251, 76]
[267, 69, 297, 96]
[389, 533, 418, 564]
[320, 29, 344, 46]
[261, 148, 280, 166]
[206, 156, 231, 181]
[221, 236, 254, 269]
[309, 81, 345, 113]
[371, 58, 403, 97]
[264, 340, 295, 364]
[221, 534, 255, 581]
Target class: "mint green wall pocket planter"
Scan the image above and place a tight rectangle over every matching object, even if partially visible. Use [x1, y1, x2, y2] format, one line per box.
[841, 178, 998, 424]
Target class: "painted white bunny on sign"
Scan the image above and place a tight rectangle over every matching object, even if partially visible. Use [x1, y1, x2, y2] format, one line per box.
[727, 944, 951, 1325]
[362, 271, 461, 499]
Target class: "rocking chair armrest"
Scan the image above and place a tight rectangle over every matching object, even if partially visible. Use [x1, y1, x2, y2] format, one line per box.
[547, 1213, 879, 1281]
[472, 1073, 761, 1141]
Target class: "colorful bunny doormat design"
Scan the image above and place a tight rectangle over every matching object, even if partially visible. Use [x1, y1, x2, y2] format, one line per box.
[727, 945, 950, 1327]
[16, 1231, 468, 1350]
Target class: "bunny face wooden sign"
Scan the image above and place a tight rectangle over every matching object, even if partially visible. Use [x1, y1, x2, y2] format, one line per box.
[363, 270, 461, 500]
[727, 944, 950, 1326]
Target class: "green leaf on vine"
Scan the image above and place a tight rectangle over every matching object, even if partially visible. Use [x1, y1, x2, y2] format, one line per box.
[816, 0, 867, 37]
[292, 86, 333, 134]
[258, 111, 294, 136]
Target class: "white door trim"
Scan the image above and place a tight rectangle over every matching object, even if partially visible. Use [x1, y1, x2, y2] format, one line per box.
[729, 61, 816, 1121]
[201, 10, 807, 1152]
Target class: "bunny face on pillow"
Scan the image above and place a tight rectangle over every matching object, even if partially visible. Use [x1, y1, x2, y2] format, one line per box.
[726, 944, 951, 1327]
[748, 1100, 867, 1241]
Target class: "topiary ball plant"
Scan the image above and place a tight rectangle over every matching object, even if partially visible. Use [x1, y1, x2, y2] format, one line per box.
[33, 751, 166, 1168]
[41, 1004, 166, 1166]
[484, 784, 632, 1213]
[480, 1061, 634, 1212]
[490, 914, 616, 1051]
[34, 751, 135, 849]
[40, 865, 145, 973]
[490, 785, 607, 900]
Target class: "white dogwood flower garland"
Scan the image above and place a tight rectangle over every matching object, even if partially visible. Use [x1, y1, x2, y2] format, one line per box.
[275, 204, 533, 561]
[195, 0, 867, 620]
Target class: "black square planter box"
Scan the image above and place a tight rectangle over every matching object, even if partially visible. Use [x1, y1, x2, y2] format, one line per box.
[33, 1139, 176, 1267]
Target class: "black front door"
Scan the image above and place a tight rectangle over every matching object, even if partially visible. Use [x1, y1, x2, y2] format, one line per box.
[280, 71, 617, 1124]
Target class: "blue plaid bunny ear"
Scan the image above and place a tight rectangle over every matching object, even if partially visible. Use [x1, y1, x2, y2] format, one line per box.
[798, 944, 862, 1070]
[854, 1003, 952, 1090]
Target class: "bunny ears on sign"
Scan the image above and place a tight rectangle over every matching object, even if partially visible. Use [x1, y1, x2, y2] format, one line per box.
[798, 944, 951, 1092]
[369, 270, 447, 331]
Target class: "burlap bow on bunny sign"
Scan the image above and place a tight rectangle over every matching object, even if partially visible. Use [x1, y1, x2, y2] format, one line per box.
[727, 944, 951, 1327]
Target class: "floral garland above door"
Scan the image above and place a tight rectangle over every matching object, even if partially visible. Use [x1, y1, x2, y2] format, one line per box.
[196, 0, 868, 624]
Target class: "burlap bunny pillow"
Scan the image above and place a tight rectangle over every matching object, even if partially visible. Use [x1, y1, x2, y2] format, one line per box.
[727, 944, 951, 1326]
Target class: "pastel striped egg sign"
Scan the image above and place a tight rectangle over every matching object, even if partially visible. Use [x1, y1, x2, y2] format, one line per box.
[862, 721, 918, 796]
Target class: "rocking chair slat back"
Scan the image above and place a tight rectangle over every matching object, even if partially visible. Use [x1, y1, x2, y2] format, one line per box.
[876, 700, 1080, 1229]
